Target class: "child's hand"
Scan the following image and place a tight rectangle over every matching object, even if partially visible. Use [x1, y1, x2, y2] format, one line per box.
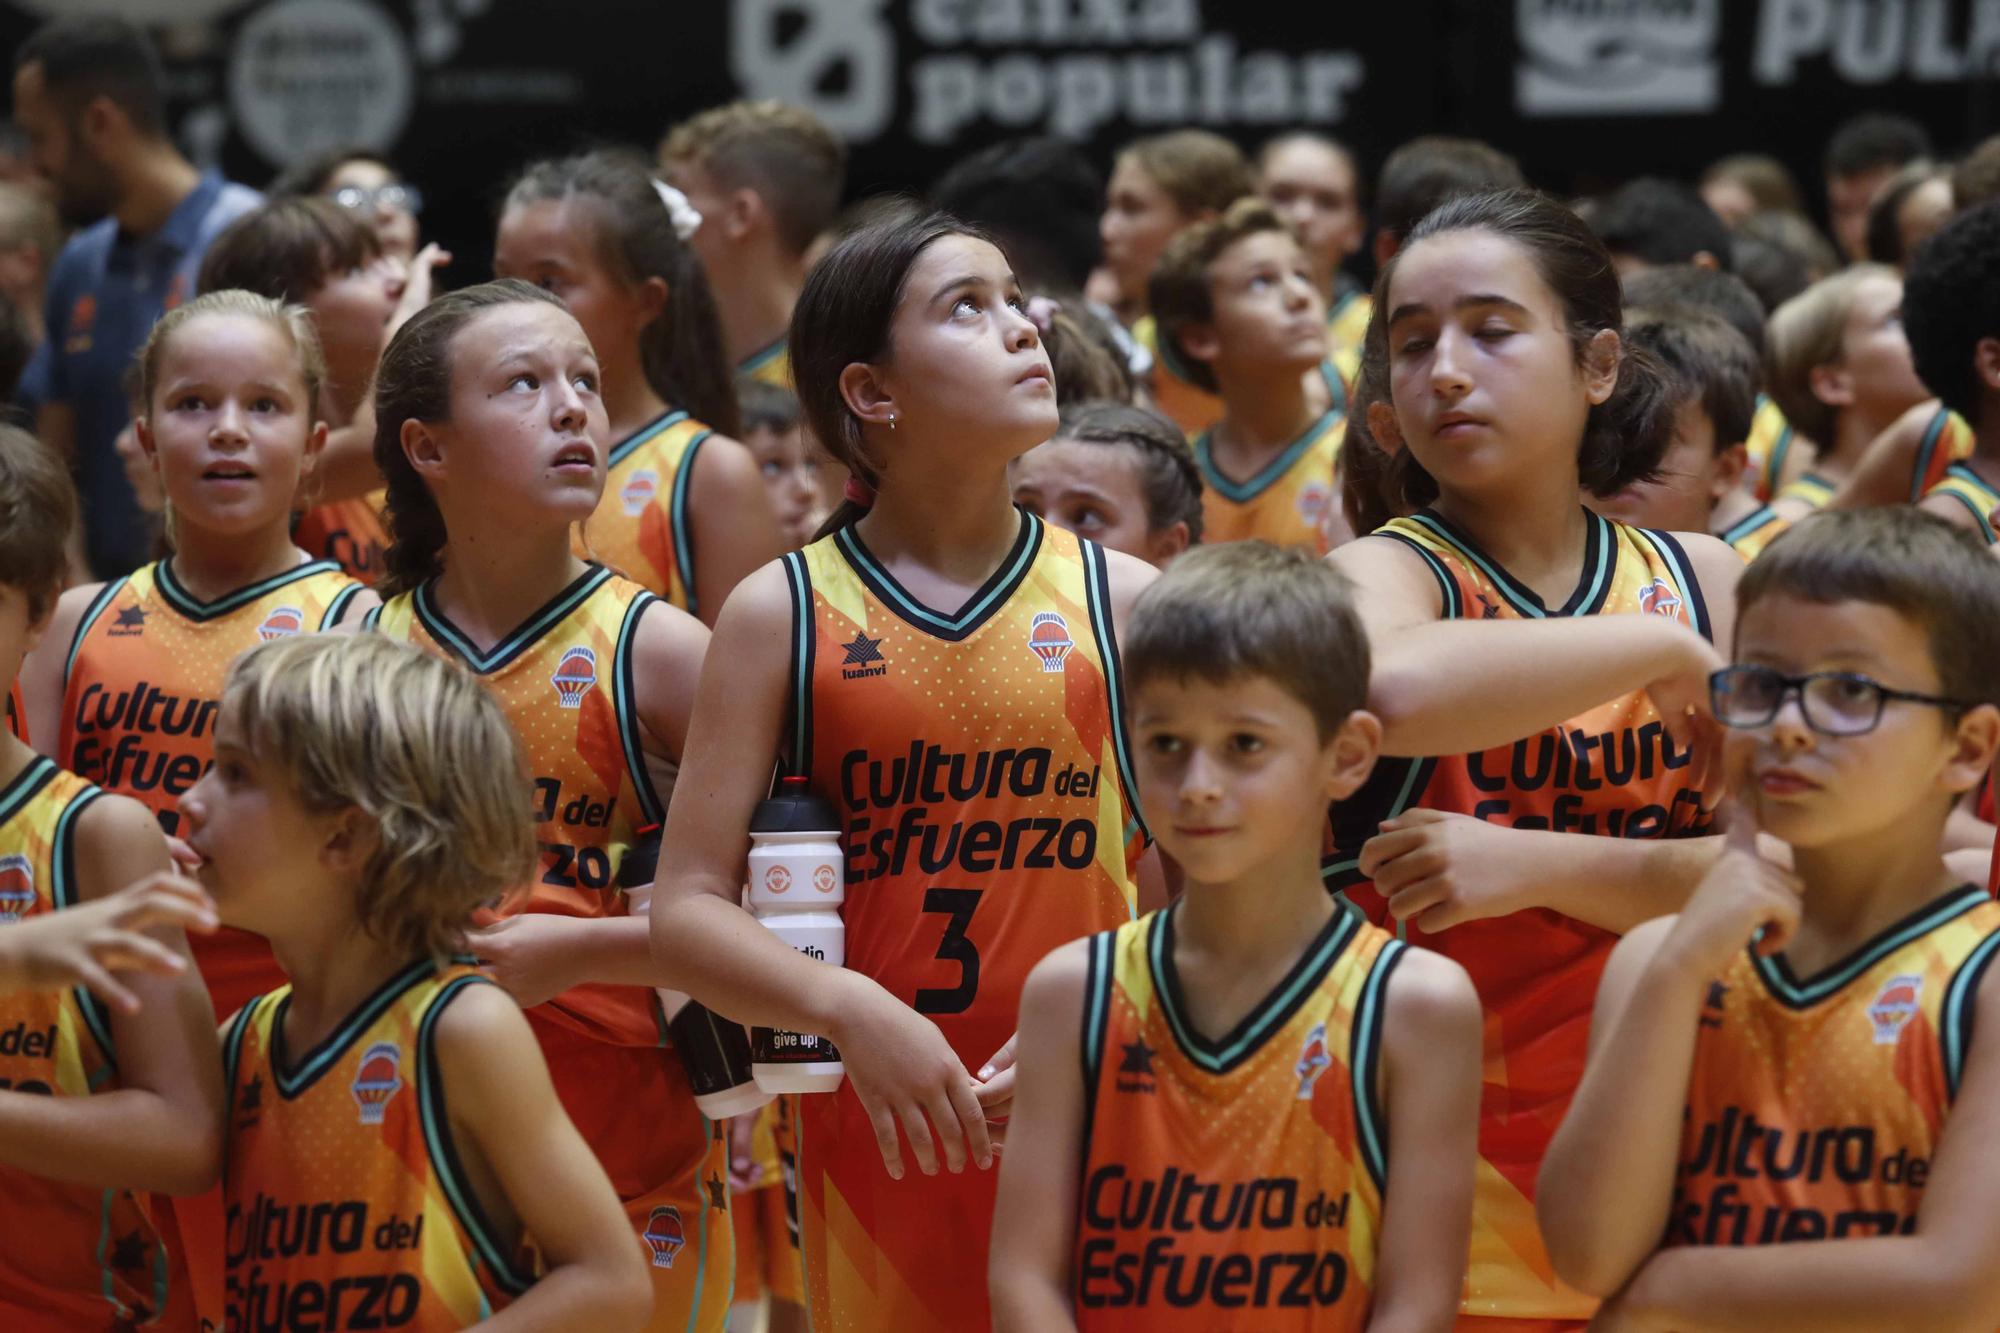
[1644, 628, 1727, 810]
[468, 914, 580, 1010]
[975, 1031, 1019, 1149]
[827, 978, 992, 1181]
[1656, 800, 1801, 985]
[388, 243, 452, 334]
[1360, 810, 1536, 932]
[727, 1113, 763, 1191]
[0, 873, 217, 1014]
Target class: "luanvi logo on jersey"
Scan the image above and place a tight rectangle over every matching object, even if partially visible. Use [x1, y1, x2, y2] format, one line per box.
[733, 0, 1365, 145]
[1515, 0, 1721, 117]
[1867, 974, 1923, 1046]
[108, 605, 146, 637]
[840, 632, 887, 680]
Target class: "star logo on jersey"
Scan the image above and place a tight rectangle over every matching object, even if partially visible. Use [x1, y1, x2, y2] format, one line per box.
[1118, 1038, 1156, 1077]
[110, 1231, 148, 1274]
[551, 646, 598, 709]
[1474, 592, 1500, 620]
[708, 1172, 729, 1211]
[1027, 612, 1073, 673]
[238, 1072, 265, 1127]
[642, 1205, 686, 1269]
[1638, 577, 1683, 621]
[351, 1042, 403, 1125]
[108, 605, 147, 637]
[839, 632, 887, 681]
[0, 854, 32, 923]
[1700, 981, 1728, 1029]
[1867, 973, 1924, 1046]
[1294, 1022, 1332, 1101]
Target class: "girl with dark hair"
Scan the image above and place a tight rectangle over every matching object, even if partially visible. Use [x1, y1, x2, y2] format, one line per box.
[1324, 188, 1745, 1329]
[497, 148, 783, 625]
[1011, 400, 1203, 567]
[649, 212, 1161, 1332]
[359, 278, 730, 1333]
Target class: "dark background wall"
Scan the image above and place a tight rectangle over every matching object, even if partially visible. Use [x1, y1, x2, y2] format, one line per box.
[6, 0, 1995, 279]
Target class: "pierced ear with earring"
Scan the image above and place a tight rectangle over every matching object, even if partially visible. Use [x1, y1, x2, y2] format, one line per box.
[888, 414, 897, 432]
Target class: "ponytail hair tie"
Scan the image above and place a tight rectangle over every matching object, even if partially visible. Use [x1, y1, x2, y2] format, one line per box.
[651, 179, 703, 242]
[843, 476, 877, 508]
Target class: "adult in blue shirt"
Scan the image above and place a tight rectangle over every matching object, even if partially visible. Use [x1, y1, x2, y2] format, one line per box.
[13, 16, 258, 578]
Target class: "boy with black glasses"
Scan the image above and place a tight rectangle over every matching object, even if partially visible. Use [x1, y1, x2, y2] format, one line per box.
[1538, 507, 2000, 1331]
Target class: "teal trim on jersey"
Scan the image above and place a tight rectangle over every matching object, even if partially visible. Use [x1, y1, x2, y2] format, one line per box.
[834, 509, 1041, 642]
[668, 430, 711, 617]
[738, 337, 786, 380]
[154, 557, 342, 623]
[63, 577, 127, 686]
[1912, 408, 1952, 503]
[1150, 904, 1358, 1074]
[1406, 508, 1614, 619]
[1753, 885, 1988, 1009]
[1082, 539, 1149, 852]
[613, 592, 664, 826]
[781, 551, 814, 777]
[684, 1115, 716, 1333]
[1945, 927, 2000, 1100]
[52, 788, 118, 1068]
[320, 581, 365, 629]
[270, 957, 435, 1097]
[1193, 401, 1343, 505]
[418, 973, 535, 1295]
[1377, 532, 1461, 619]
[608, 409, 691, 470]
[412, 564, 612, 675]
[1350, 939, 1404, 1193]
[1936, 463, 1999, 543]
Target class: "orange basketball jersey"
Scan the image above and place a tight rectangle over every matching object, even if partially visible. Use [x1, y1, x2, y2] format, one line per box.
[1325, 286, 1370, 392]
[1673, 885, 2000, 1250]
[1326, 507, 1714, 1324]
[0, 757, 187, 1330]
[365, 565, 663, 1048]
[59, 558, 365, 1019]
[1743, 395, 1801, 505]
[784, 511, 1147, 1331]
[1719, 506, 1790, 563]
[295, 490, 390, 584]
[740, 338, 792, 389]
[1074, 906, 1401, 1331]
[221, 960, 536, 1330]
[1909, 406, 1977, 502]
[1193, 366, 1347, 555]
[1923, 461, 1999, 544]
[578, 410, 714, 616]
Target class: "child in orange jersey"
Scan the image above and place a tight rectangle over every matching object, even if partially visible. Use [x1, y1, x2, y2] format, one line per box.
[1901, 200, 2000, 543]
[651, 211, 1162, 1333]
[990, 542, 1479, 1332]
[1012, 401, 1203, 568]
[1541, 509, 2000, 1331]
[197, 195, 446, 582]
[497, 149, 784, 623]
[1763, 264, 1931, 520]
[0, 423, 223, 1331]
[1327, 188, 1746, 1329]
[359, 278, 729, 1333]
[184, 632, 648, 1332]
[1258, 130, 1371, 385]
[1150, 200, 1349, 553]
[738, 378, 826, 550]
[21, 291, 375, 1021]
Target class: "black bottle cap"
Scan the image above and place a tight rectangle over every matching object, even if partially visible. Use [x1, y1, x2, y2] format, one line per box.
[750, 775, 841, 834]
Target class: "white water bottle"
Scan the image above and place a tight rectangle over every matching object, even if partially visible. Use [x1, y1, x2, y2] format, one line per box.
[748, 776, 846, 1094]
[622, 841, 771, 1119]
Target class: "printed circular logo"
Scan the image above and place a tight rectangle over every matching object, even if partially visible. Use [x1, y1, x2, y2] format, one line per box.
[230, 0, 415, 167]
[812, 864, 838, 893]
[642, 1206, 685, 1269]
[763, 865, 792, 894]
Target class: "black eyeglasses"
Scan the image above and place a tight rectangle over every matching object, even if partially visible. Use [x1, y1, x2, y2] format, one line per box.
[1710, 665, 1971, 737]
[330, 183, 422, 216]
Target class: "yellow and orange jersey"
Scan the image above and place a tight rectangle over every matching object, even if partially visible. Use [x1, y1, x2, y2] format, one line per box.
[1073, 906, 1401, 1331]
[784, 511, 1147, 1330]
[365, 565, 663, 1049]
[1193, 366, 1348, 555]
[1326, 506, 1715, 1324]
[1744, 395, 1803, 505]
[1774, 471, 1837, 513]
[58, 557, 365, 1018]
[1909, 406, 1978, 502]
[1673, 885, 2000, 1249]
[1134, 315, 1226, 439]
[294, 490, 391, 584]
[1922, 461, 1999, 544]
[739, 338, 792, 390]
[1718, 505, 1791, 563]
[221, 960, 537, 1330]
[577, 410, 715, 617]
[0, 757, 186, 1330]
[1325, 285, 1371, 393]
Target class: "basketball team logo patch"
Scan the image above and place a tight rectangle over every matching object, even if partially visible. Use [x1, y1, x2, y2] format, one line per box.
[1295, 1022, 1331, 1100]
[643, 1205, 685, 1269]
[1638, 577, 1683, 620]
[1867, 974, 1923, 1046]
[1028, 611, 1074, 673]
[552, 646, 598, 708]
[620, 469, 659, 517]
[1297, 478, 1333, 527]
[351, 1042, 403, 1124]
[256, 606, 304, 641]
[0, 854, 33, 923]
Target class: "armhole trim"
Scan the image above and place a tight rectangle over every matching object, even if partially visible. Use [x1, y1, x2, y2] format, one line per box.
[613, 592, 665, 826]
[1082, 540, 1150, 847]
[1377, 531, 1461, 620]
[781, 552, 814, 778]
[63, 578, 127, 688]
[1077, 931, 1115, 1176]
[671, 430, 712, 618]
[53, 788, 116, 1070]
[359, 604, 384, 632]
[1349, 938, 1406, 1194]
[1636, 527, 1713, 644]
[1944, 928, 2000, 1100]
[320, 582, 364, 630]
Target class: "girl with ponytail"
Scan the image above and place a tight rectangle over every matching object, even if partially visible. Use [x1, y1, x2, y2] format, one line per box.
[649, 212, 1163, 1332]
[497, 148, 783, 625]
[366, 278, 730, 1333]
[1324, 187, 1746, 1328]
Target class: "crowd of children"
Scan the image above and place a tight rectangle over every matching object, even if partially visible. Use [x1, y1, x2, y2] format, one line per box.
[1, 11, 1998, 1333]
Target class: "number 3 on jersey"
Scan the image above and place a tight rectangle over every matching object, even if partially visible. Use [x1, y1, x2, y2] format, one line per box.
[916, 888, 982, 1015]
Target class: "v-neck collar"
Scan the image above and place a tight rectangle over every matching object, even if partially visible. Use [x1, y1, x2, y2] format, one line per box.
[1751, 884, 1987, 1010]
[270, 958, 437, 1099]
[154, 557, 338, 624]
[1195, 402, 1343, 504]
[833, 509, 1042, 643]
[412, 564, 611, 674]
[608, 408, 689, 469]
[1148, 903, 1358, 1075]
[1407, 506, 1615, 618]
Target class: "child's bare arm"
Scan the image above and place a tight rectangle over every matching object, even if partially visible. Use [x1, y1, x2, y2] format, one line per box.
[687, 435, 788, 630]
[0, 796, 222, 1195]
[433, 983, 652, 1333]
[989, 941, 1089, 1333]
[1598, 954, 2000, 1333]
[1366, 948, 1480, 1333]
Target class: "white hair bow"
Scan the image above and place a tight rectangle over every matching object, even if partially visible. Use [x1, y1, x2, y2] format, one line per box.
[653, 179, 702, 242]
